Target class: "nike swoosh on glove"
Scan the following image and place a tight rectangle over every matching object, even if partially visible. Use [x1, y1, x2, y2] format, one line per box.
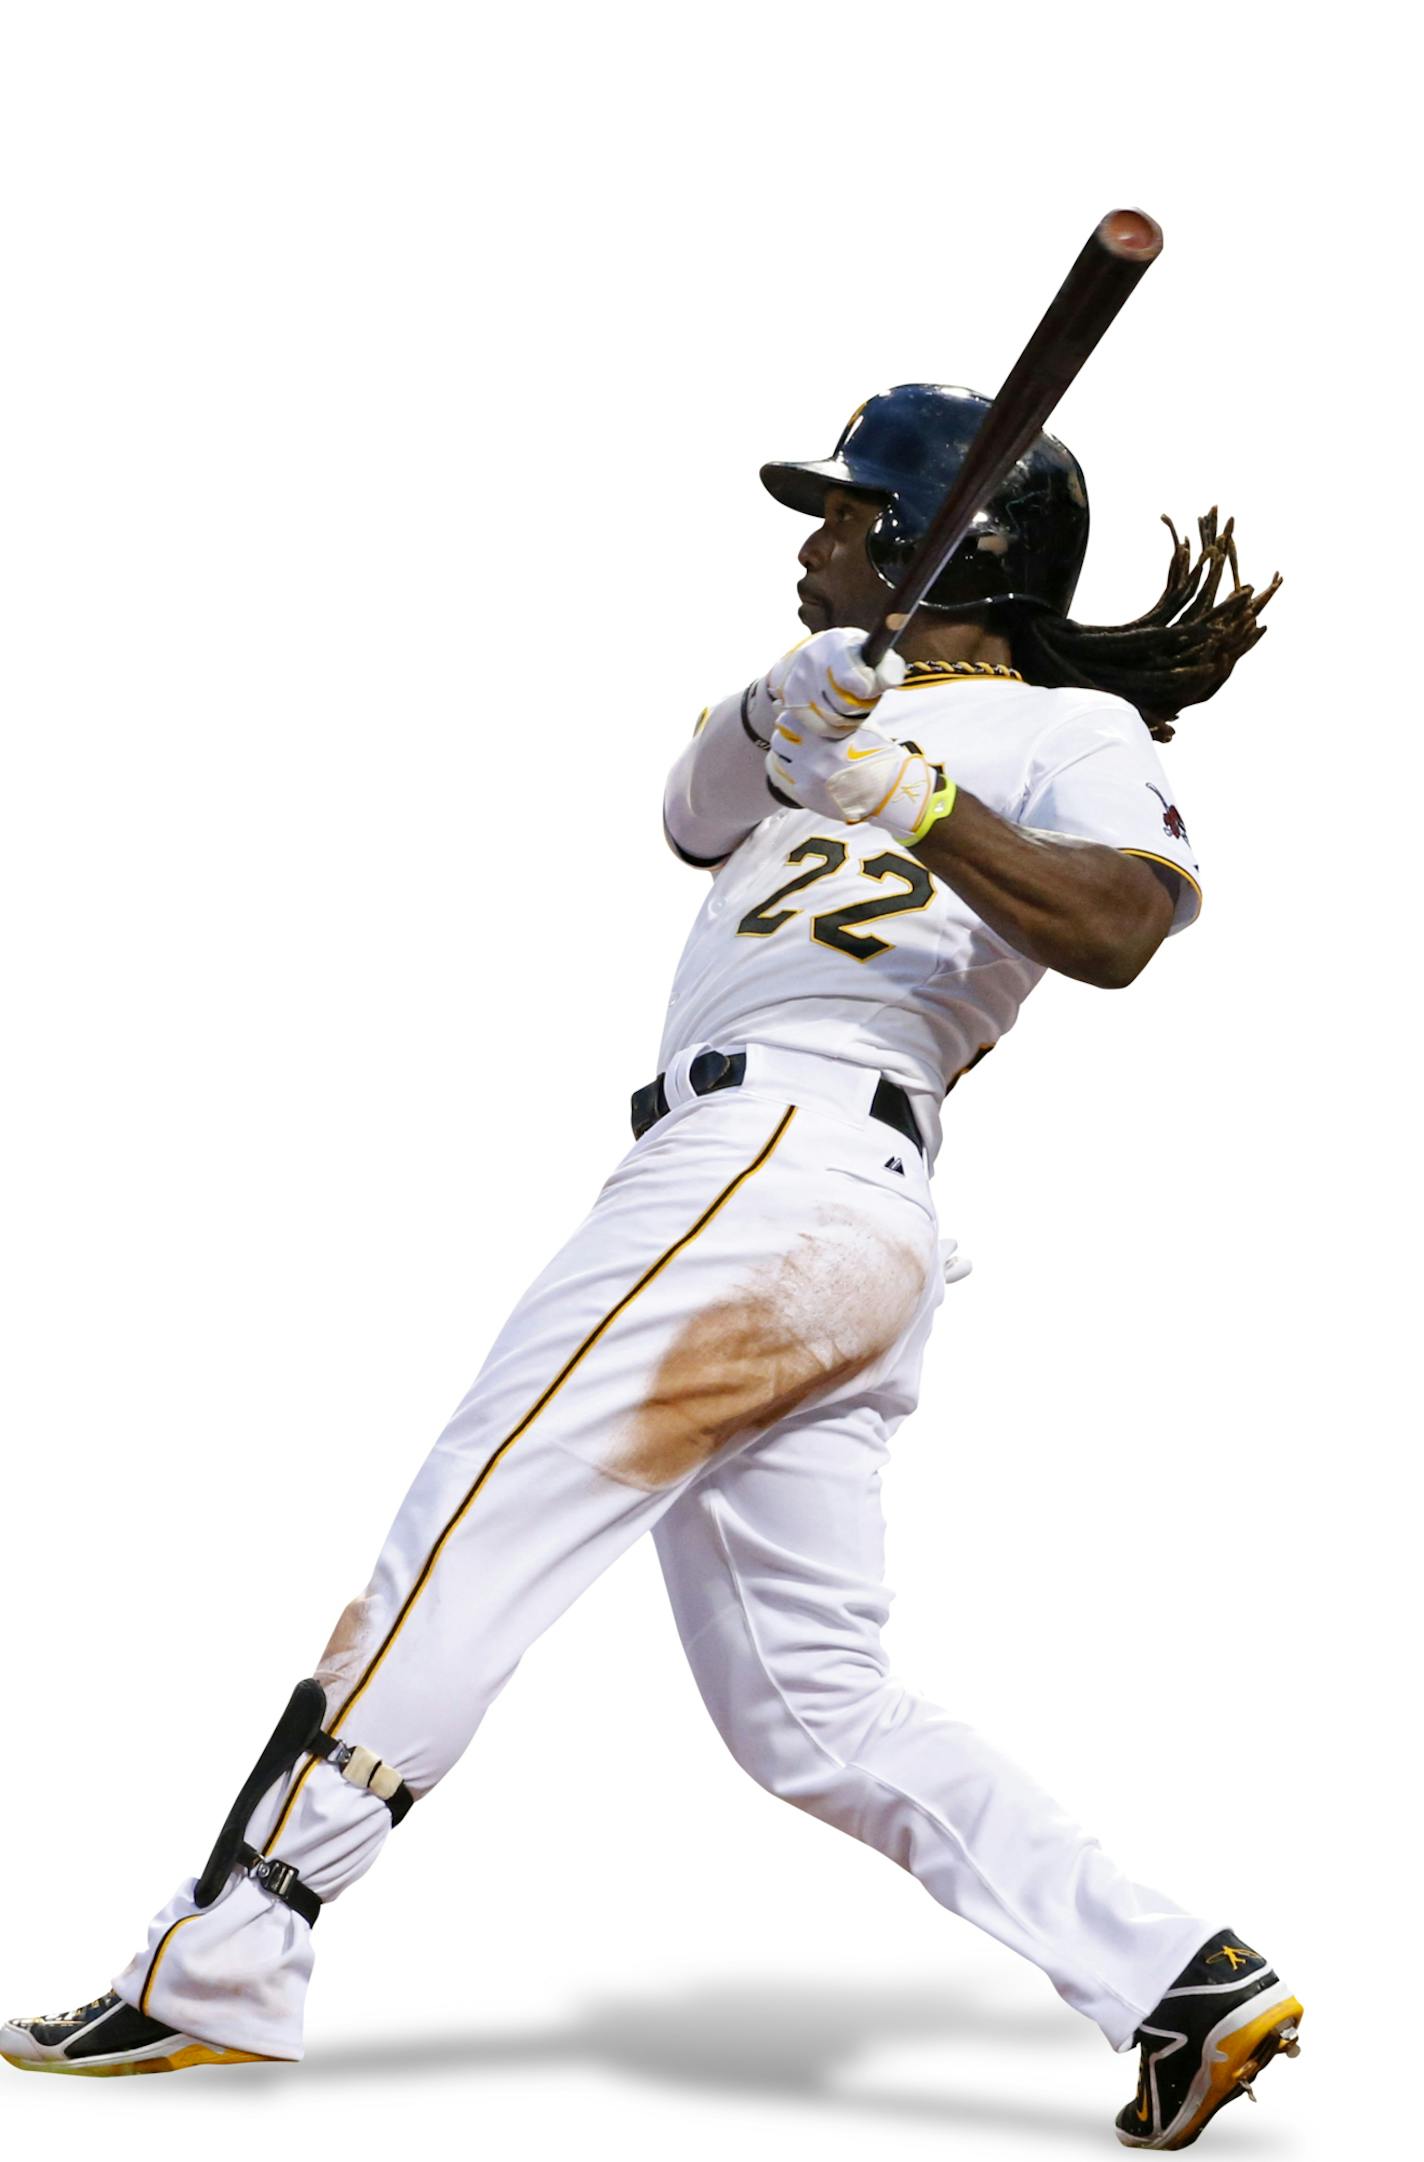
[767, 718, 947, 844]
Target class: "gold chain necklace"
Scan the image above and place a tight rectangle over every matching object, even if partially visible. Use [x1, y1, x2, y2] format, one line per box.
[900, 659, 1024, 684]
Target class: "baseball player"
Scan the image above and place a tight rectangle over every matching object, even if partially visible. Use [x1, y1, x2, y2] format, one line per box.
[4, 385, 1298, 2150]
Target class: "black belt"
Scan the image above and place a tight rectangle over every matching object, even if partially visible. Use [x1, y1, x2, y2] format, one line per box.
[630, 1050, 923, 1156]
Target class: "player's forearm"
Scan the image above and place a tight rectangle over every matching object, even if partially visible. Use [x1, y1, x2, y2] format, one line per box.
[912, 789, 1174, 988]
[662, 686, 777, 866]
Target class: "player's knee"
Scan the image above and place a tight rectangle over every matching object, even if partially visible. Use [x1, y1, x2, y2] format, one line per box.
[713, 1666, 899, 1810]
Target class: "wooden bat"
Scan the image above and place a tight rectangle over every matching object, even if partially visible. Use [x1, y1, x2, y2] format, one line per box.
[860, 208, 1163, 672]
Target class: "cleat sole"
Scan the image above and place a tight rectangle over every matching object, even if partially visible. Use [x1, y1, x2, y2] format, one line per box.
[1117, 1990, 1304, 2150]
[2, 2042, 273, 2077]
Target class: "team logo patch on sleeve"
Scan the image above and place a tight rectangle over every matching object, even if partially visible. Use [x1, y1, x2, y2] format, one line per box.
[1146, 782, 1190, 843]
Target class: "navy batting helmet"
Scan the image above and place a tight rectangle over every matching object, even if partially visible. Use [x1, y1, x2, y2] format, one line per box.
[760, 382, 1089, 619]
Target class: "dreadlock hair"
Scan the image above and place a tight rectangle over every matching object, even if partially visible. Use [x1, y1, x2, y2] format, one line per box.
[1005, 510, 1281, 743]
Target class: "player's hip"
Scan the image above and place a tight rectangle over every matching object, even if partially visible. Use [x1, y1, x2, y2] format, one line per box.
[621, 1039, 937, 1214]
[449, 1070, 939, 1484]
[575, 1100, 938, 1487]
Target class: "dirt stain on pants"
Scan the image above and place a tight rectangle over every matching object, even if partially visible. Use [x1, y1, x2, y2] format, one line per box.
[605, 1206, 932, 1491]
[315, 1583, 380, 1700]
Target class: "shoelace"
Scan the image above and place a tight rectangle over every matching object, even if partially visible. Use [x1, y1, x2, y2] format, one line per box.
[31, 1993, 113, 2028]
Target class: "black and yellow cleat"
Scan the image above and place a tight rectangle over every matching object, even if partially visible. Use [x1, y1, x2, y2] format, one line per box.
[0, 1990, 273, 2076]
[1116, 1930, 1302, 2149]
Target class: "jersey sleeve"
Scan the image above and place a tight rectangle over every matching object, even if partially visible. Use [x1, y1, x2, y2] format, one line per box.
[662, 688, 772, 869]
[1017, 696, 1203, 933]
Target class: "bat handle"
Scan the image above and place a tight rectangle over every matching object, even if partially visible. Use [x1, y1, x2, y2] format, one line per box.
[862, 617, 904, 674]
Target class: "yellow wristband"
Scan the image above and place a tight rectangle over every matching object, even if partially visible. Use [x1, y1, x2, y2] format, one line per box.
[907, 775, 958, 845]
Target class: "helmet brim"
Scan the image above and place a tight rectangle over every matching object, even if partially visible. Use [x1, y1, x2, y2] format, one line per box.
[759, 458, 893, 517]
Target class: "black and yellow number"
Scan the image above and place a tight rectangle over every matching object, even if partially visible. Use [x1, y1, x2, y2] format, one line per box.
[812, 850, 934, 962]
[738, 839, 933, 961]
[737, 838, 848, 936]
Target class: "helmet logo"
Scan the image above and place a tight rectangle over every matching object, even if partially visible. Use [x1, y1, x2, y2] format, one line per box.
[836, 399, 870, 453]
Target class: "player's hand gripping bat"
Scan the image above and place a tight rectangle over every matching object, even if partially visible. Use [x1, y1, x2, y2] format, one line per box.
[859, 208, 1163, 672]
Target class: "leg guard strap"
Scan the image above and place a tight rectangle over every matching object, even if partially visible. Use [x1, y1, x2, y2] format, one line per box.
[194, 1679, 416, 1923]
[308, 1732, 415, 1823]
[240, 1843, 323, 1927]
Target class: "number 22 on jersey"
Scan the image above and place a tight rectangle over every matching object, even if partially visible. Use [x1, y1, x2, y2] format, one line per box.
[737, 837, 934, 964]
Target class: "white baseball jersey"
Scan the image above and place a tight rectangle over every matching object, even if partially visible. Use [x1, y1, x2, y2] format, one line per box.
[659, 669, 1201, 1156]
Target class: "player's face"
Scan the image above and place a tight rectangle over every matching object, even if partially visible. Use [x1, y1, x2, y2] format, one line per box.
[796, 487, 890, 632]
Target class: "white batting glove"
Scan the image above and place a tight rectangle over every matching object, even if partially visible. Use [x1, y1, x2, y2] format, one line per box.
[775, 626, 907, 735]
[940, 1237, 973, 1285]
[767, 717, 958, 846]
[747, 627, 906, 745]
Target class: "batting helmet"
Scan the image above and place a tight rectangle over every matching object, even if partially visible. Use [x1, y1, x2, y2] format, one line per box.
[760, 382, 1090, 620]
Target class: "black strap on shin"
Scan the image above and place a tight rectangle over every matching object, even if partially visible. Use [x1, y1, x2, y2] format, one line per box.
[194, 1678, 416, 1927]
[238, 1845, 323, 1927]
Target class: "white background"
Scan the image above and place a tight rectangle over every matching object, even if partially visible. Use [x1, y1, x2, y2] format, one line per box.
[0, 5, 1413, 2157]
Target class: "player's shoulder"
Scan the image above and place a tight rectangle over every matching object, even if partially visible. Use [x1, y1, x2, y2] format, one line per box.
[885, 669, 1144, 752]
[1000, 684, 1168, 781]
[1022, 683, 1144, 742]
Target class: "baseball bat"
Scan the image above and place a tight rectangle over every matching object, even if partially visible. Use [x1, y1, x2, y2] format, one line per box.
[860, 207, 1163, 671]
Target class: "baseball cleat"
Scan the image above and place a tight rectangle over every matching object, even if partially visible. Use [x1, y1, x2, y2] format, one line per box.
[1116, 1930, 1303, 2149]
[0, 1989, 272, 2076]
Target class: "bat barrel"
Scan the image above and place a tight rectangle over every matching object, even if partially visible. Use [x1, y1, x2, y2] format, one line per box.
[1097, 208, 1163, 262]
[862, 209, 1162, 670]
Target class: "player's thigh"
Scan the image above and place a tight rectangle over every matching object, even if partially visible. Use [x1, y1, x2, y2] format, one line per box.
[507, 1090, 939, 1493]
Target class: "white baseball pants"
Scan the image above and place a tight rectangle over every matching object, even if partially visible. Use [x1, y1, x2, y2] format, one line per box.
[115, 1047, 1215, 2061]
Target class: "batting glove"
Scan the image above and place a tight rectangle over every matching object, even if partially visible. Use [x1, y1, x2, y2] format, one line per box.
[775, 626, 907, 735]
[746, 627, 906, 746]
[767, 717, 958, 846]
